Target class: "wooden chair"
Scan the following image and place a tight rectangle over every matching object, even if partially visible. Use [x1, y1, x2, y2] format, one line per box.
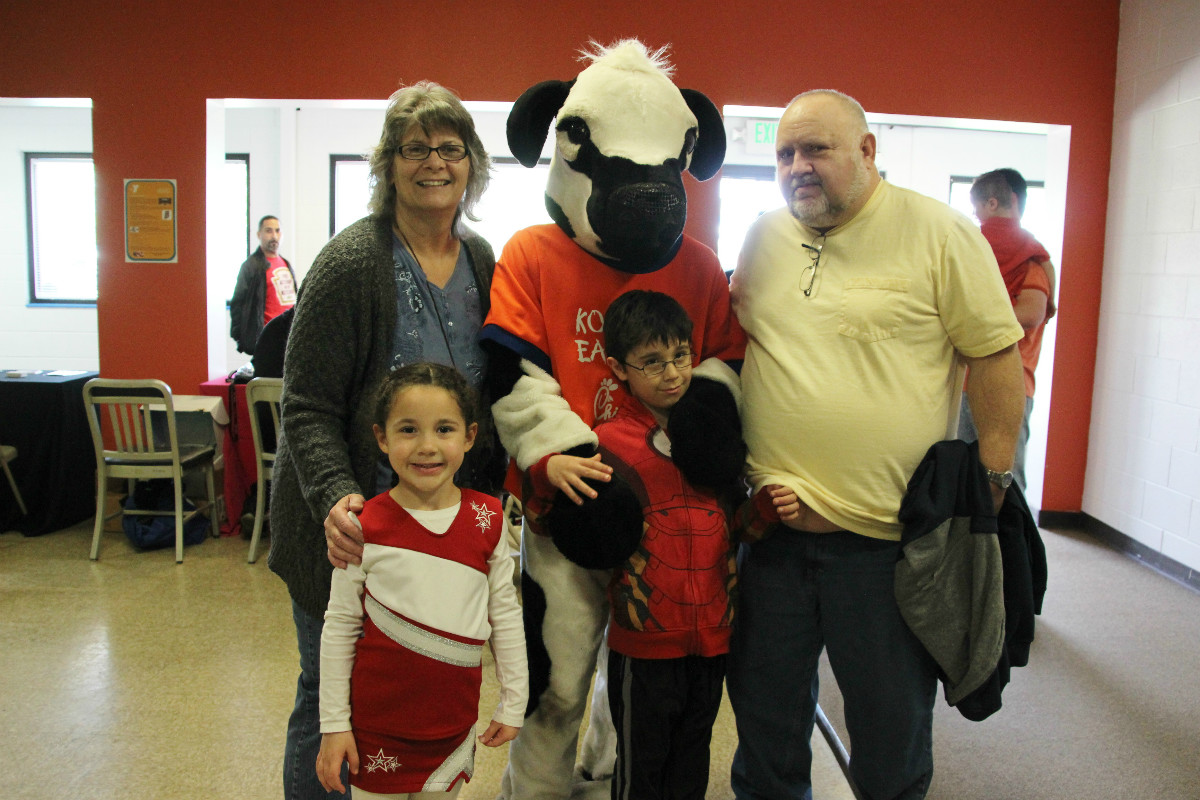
[244, 377, 282, 564]
[1, 442, 27, 517]
[83, 378, 217, 563]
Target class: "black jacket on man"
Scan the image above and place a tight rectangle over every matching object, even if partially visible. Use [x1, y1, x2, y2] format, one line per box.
[230, 247, 294, 355]
[895, 438, 1047, 721]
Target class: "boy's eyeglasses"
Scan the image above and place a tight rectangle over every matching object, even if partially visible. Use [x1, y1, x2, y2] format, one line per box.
[623, 352, 696, 377]
[396, 142, 468, 162]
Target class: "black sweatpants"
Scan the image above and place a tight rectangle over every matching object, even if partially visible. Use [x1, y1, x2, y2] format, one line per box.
[608, 649, 727, 800]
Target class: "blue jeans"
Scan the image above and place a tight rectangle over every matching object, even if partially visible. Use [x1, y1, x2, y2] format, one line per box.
[285, 601, 349, 799]
[727, 530, 938, 800]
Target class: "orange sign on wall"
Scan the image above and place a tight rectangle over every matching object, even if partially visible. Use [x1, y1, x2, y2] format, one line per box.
[124, 179, 177, 262]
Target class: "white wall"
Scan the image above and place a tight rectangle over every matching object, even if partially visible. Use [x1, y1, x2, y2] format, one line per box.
[1085, 0, 1200, 571]
[0, 102, 99, 372]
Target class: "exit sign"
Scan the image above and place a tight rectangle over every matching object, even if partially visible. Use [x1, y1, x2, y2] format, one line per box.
[744, 119, 778, 155]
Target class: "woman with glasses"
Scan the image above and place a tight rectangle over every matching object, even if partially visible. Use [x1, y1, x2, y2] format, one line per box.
[269, 81, 507, 800]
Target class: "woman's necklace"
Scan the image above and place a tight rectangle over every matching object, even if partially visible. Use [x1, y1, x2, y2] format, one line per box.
[395, 226, 458, 371]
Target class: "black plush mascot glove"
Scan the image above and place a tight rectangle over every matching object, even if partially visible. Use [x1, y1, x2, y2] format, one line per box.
[667, 376, 746, 489]
[546, 466, 644, 570]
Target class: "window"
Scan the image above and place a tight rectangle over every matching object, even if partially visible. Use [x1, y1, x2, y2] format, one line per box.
[218, 154, 250, 281]
[25, 153, 98, 303]
[330, 155, 370, 239]
[470, 158, 551, 253]
[718, 165, 783, 275]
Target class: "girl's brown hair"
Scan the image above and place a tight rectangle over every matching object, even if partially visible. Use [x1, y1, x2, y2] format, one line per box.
[373, 362, 479, 429]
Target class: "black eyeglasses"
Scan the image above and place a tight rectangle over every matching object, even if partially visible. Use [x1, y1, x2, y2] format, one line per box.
[396, 142, 468, 162]
[800, 235, 825, 297]
[623, 351, 696, 377]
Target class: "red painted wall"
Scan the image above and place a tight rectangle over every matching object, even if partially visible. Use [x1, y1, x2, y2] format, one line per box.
[0, 0, 1119, 512]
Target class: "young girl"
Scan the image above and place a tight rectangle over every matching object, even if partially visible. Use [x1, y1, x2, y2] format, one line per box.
[316, 363, 527, 799]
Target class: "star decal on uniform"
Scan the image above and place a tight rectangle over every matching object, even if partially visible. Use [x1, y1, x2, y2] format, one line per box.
[365, 749, 400, 773]
[472, 500, 497, 532]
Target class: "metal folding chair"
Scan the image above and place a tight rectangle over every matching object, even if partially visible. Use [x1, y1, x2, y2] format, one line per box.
[83, 378, 217, 563]
[244, 377, 282, 564]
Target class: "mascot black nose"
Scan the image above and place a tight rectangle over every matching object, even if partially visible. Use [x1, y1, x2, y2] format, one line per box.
[596, 182, 687, 266]
[613, 182, 684, 218]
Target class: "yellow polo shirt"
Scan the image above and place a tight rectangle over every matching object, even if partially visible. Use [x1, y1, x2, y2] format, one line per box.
[732, 181, 1023, 540]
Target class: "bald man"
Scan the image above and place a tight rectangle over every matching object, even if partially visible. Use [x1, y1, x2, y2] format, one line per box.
[728, 90, 1025, 800]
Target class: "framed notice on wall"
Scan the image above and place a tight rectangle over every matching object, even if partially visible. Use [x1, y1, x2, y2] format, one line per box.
[124, 179, 177, 262]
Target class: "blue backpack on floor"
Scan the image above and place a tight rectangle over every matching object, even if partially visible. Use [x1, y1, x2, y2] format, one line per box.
[122, 479, 210, 550]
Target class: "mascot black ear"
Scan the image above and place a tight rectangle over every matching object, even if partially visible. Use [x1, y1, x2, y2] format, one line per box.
[507, 79, 575, 168]
[681, 88, 726, 181]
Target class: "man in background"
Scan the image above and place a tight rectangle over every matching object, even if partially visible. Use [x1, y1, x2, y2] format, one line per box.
[995, 167, 1058, 306]
[230, 215, 296, 355]
[959, 169, 1057, 491]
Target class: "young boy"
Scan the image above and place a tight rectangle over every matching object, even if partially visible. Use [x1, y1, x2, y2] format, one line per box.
[523, 290, 790, 799]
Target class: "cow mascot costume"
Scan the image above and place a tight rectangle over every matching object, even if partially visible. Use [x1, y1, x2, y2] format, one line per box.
[481, 40, 746, 800]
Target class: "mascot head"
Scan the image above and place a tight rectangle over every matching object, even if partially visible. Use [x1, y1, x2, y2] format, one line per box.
[507, 39, 726, 274]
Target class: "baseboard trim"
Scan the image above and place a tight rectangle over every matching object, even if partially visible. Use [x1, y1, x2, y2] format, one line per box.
[1036, 509, 1085, 530]
[1038, 510, 1200, 594]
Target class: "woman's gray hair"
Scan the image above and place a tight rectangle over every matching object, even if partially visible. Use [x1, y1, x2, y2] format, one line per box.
[367, 81, 491, 227]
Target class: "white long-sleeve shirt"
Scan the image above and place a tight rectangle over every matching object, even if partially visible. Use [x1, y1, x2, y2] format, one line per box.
[320, 491, 527, 734]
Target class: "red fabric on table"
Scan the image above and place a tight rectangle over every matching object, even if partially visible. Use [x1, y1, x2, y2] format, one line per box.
[199, 379, 256, 537]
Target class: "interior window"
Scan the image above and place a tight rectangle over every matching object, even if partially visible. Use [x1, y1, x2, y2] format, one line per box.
[25, 153, 98, 303]
[718, 166, 783, 275]
[219, 154, 249, 280]
[331, 155, 370, 239]
[470, 158, 552, 254]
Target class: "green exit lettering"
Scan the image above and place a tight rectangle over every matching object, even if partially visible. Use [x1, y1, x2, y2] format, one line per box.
[754, 121, 778, 145]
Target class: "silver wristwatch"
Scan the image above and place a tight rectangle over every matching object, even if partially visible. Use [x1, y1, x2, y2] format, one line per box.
[986, 468, 1014, 489]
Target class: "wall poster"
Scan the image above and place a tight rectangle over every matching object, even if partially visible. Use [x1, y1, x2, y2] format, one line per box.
[124, 179, 177, 262]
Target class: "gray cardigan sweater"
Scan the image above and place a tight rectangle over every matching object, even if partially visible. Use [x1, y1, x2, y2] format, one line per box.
[268, 214, 496, 618]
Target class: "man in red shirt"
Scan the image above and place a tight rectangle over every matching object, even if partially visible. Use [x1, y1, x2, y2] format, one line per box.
[959, 170, 1057, 491]
[230, 215, 296, 355]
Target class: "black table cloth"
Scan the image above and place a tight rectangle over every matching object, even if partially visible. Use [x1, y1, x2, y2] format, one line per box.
[0, 370, 98, 535]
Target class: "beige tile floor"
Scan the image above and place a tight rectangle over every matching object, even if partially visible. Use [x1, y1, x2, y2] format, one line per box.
[0, 513, 854, 800]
